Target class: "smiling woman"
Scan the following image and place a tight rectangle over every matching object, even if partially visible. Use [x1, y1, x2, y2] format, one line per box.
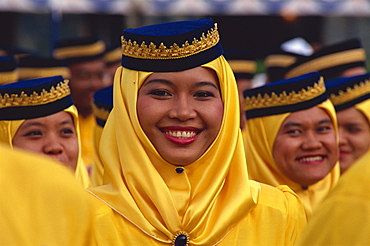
[87, 18, 307, 245]
[243, 72, 340, 219]
[0, 76, 91, 188]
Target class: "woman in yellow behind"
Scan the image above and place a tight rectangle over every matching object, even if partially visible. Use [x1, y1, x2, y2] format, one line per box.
[87, 18, 306, 245]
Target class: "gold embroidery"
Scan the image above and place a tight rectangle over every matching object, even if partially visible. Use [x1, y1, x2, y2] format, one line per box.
[92, 102, 111, 121]
[121, 24, 219, 60]
[329, 79, 370, 106]
[0, 79, 70, 108]
[53, 41, 105, 60]
[0, 70, 18, 85]
[286, 49, 366, 78]
[244, 77, 325, 111]
[264, 54, 297, 68]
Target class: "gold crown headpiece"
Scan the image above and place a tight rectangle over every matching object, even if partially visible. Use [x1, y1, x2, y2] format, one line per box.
[329, 78, 370, 106]
[121, 24, 219, 60]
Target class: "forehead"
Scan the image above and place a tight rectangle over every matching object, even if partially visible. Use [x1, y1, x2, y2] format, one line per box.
[283, 107, 331, 124]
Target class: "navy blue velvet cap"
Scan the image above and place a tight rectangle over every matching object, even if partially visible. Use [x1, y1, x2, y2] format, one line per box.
[286, 38, 366, 80]
[0, 56, 18, 85]
[92, 85, 113, 127]
[0, 75, 73, 120]
[325, 72, 370, 111]
[121, 18, 223, 72]
[244, 72, 327, 119]
[53, 37, 106, 65]
[224, 48, 256, 80]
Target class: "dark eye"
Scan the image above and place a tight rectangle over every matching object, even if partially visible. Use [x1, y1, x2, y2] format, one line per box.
[61, 128, 75, 135]
[346, 126, 361, 133]
[25, 130, 42, 136]
[149, 90, 171, 97]
[286, 129, 301, 135]
[194, 91, 214, 98]
[317, 125, 332, 133]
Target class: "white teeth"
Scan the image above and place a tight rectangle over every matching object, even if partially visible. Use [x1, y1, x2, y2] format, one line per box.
[299, 156, 323, 162]
[166, 131, 196, 139]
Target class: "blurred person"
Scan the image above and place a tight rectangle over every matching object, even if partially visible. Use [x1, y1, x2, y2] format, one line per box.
[224, 48, 256, 130]
[103, 45, 121, 82]
[285, 38, 367, 80]
[53, 37, 111, 169]
[326, 72, 370, 173]
[0, 75, 90, 188]
[243, 72, 340, 218]
[91, 85, 113, 186]
[0, 55, 18, 85]
[0, 142, 96, 245]
[87, 18, 307, 245]
[296, 150, 370, 246]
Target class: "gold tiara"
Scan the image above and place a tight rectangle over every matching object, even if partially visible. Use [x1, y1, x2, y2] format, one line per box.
[92, 102, 111, 122]
[244, 77, 325, 111]
[0, 80, 70, 109]
[329, 79, 370, 106]
[121, 24, 219, 60]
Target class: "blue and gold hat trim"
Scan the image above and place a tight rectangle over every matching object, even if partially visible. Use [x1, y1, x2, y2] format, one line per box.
[104, 46, 121, 66]
[92, 85, 113, 127]
[224, 48, 256, 80]
[0, 75, 72, 120]
[243, 72, 327, 119]
[121, 18, 223, 72]
[0, 56, 18, 85]
[325, 72, 370, 111]
[286, 38, 366, 80]
[53, 37, 105, 65]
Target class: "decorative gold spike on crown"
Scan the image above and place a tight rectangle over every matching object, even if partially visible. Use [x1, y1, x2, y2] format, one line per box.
[244, 77, 325, 111]
[329, 79, 370, 106]
[92, 102, 111, 121]
[121, 24, 219, 60]
[0, 80, 70, 109]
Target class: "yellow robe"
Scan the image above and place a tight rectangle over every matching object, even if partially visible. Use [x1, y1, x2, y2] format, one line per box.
[87, 56, 307, 245]
[0, 143, 96, 245]
[244, 100, 340, 218]
[297, 150, 370, 246]
[79, 113, 96, 170]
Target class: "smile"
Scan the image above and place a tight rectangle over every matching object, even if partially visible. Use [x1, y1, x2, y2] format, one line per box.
[298, 156, 324, 163]
[165, 131, 197, 139]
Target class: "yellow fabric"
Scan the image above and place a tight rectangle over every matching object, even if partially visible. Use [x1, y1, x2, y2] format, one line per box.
[355, 98, 370, 123]
[297, 150, 370, 246]
[90, 123, 104, 186]
[0, 105, 91, 189]
[244, 100, 340, 218]
[79, 114, 95, 169]
[87, 56, 307, 245]
[0, 143, 96, 245]
[91, 182, 306, 246]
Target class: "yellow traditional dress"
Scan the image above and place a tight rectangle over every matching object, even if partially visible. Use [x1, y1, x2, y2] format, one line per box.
[243, 73, 340, 218]
[296, 150, 370, 246]
[0, 76, 91, 188]
[87, 18, 307, 246]
[0, 143, 96, 245]
[79, 113, 96, 170]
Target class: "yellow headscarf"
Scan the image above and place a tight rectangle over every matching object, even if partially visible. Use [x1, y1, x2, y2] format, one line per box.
[0, 105, 91, 189]
[244, 99, 340, 218]
[355, 98, 370, 123]
[88, 56, 260, 245]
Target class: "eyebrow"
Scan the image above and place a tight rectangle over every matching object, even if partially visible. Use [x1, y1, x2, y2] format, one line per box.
[21, 119, 74, 128]
[282, 119, 332, 128]
[143, 79, 218, 89]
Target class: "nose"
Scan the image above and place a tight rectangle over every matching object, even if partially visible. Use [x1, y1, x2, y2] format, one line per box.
[168, 97, 197, 121]
[301, 131, 322, 150]
[43, 136, 64, 156]
[338, 127, 348, 146]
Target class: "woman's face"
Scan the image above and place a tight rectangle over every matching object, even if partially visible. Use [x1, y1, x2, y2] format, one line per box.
[272, 106, 338, 186]
[137, 66, 224, 166]
[12, 111, 79, 171]
[337, 107, 370, 173]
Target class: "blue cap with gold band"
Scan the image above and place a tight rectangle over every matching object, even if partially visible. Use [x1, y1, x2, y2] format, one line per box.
[18, 55, 70, 80]
[285, 38, 366, 80]
[224, 48, 256, 80]
[0, 56, 18, 85]
[92, 85, 113, 127]
[121, 18, 223, 72]
[243, 72, 327, 119]
[0, 75, 73, 120]
[53, 37, 106, 65]
[325, 72, 370, 111]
